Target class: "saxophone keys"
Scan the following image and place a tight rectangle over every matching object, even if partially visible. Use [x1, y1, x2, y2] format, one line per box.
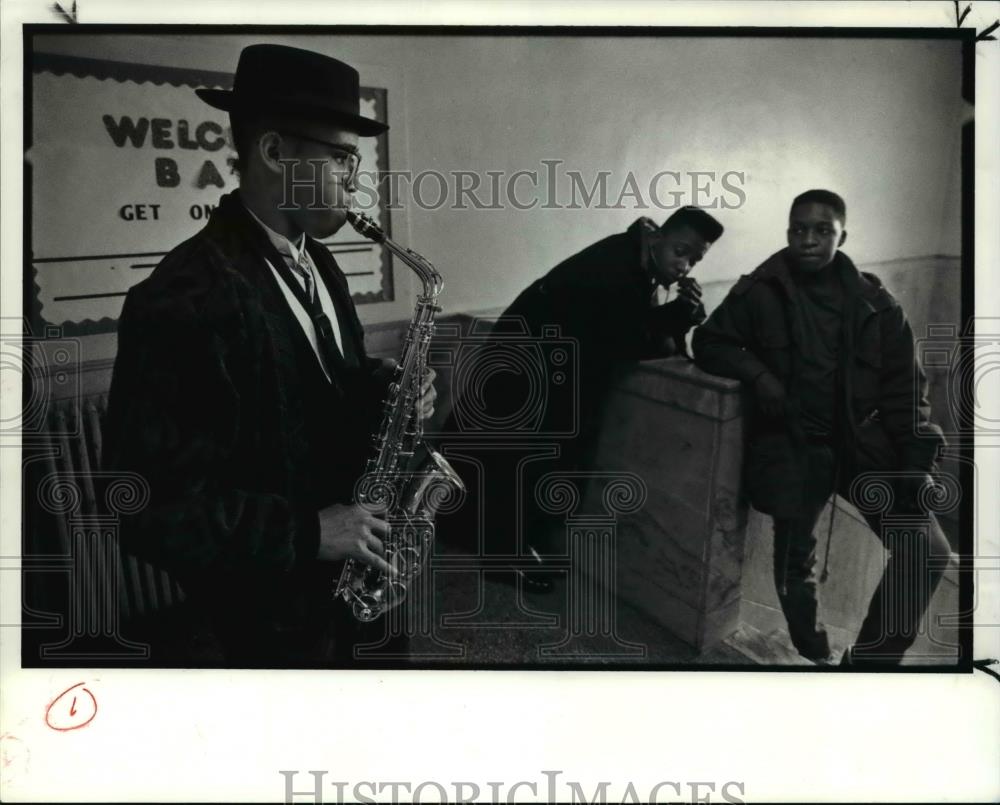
[386, 549, 405, 578]
[386, 580, 407, 608]
[352, 593, 380, 622]
[398, 545, 423, 577]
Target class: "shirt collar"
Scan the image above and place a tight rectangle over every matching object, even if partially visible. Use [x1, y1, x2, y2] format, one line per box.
[241, 200, 309, 268]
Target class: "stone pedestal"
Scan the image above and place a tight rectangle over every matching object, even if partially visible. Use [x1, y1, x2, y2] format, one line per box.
[580, 357, 747, 651]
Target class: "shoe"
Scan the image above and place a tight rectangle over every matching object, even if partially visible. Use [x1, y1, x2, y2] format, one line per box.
[492, 567, 555, 593]
[513, 566, 555, 594]
[514, 545, 557, 594]
[789, 628, 831, 664]
[839, 644, 902, 667]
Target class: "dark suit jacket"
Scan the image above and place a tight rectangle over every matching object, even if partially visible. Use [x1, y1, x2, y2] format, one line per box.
[104, 192, 386, 629]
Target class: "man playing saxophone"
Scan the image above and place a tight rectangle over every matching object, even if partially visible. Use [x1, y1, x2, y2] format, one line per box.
[104, 45, 436, 667]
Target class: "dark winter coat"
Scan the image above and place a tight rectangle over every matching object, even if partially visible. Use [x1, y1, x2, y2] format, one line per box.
[104, 192, 387, 620]
[692, 249, 943, 518]
[436, 217, 705, 554]
[472, 217, 705, 439]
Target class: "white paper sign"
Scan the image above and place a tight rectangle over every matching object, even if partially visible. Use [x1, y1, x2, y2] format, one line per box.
[29, 56, 393, 334]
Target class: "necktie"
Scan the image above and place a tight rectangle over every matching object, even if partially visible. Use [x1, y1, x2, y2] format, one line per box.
[238, 201, 360, 383]
[290, 255, 316, 306]
[273, 247, 359, 378]
[305, 252, 361, 370]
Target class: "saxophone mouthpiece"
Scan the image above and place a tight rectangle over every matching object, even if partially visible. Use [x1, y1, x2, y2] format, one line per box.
[346, 209, 386, 243]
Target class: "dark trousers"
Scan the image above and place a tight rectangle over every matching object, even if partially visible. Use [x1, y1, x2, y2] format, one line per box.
[436, 434, 584, 559]
[438, 351, 601, 560]
[209, 608, 411, 669]
[773, 442, 950, 664]
[183, 564, 410, 669]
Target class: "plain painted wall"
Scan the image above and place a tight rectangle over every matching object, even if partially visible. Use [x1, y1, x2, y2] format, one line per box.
[34, 33, 964, 334]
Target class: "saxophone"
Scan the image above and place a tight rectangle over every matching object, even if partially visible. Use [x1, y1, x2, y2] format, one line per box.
[334, 210, 466, 622]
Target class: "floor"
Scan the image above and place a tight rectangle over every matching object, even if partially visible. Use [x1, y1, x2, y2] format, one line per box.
[389, 537, 959, 669]
[391, 543, 810, 669]
[23, 539, 959, 669]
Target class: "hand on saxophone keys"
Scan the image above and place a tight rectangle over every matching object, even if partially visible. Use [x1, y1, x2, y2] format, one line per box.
[377, 359, 437, 421]
[316, 502, 397, 577]
[417, 366, 437, 421]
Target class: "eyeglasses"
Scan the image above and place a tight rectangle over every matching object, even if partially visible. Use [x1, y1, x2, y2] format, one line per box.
[274, 129, 362, 183]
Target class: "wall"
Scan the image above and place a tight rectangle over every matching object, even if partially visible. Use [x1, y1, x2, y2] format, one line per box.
[27, 32, 968, 664]
[33, 32, 964, 366]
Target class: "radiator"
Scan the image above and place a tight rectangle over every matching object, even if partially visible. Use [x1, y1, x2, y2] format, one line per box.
[32, 393, 186, 628]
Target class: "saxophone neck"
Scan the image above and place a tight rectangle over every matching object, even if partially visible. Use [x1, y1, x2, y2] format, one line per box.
[384, 239, 443, 297]
[346, 210, 443, 297]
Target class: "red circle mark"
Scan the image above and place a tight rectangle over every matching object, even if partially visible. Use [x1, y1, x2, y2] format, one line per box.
[45, 682, 97, 731]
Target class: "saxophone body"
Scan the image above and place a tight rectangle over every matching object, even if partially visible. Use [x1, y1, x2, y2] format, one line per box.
[334, 210, 466, 622]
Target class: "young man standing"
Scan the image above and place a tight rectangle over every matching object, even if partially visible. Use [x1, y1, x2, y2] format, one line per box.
[105, 45, 434, 666]
[694, 190, 950, 665]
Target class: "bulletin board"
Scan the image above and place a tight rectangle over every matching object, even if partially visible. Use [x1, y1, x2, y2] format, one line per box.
[28, 52, 394, 337]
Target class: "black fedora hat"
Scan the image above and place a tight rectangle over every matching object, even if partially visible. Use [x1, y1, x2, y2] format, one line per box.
[196, 44, 388, 137]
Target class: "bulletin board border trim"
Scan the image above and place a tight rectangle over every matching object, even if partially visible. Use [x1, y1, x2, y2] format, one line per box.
[32, 51, 234, 90]
[26, 51, 394, 338]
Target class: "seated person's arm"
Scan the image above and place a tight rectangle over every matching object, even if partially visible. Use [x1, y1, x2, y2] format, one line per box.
[692, 285, 770, 383]
[693, 286, 787, 416]
[640, 277, 706, 358]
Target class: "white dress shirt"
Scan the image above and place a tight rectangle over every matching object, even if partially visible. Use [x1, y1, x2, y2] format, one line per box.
[243, 205, 344, 381]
